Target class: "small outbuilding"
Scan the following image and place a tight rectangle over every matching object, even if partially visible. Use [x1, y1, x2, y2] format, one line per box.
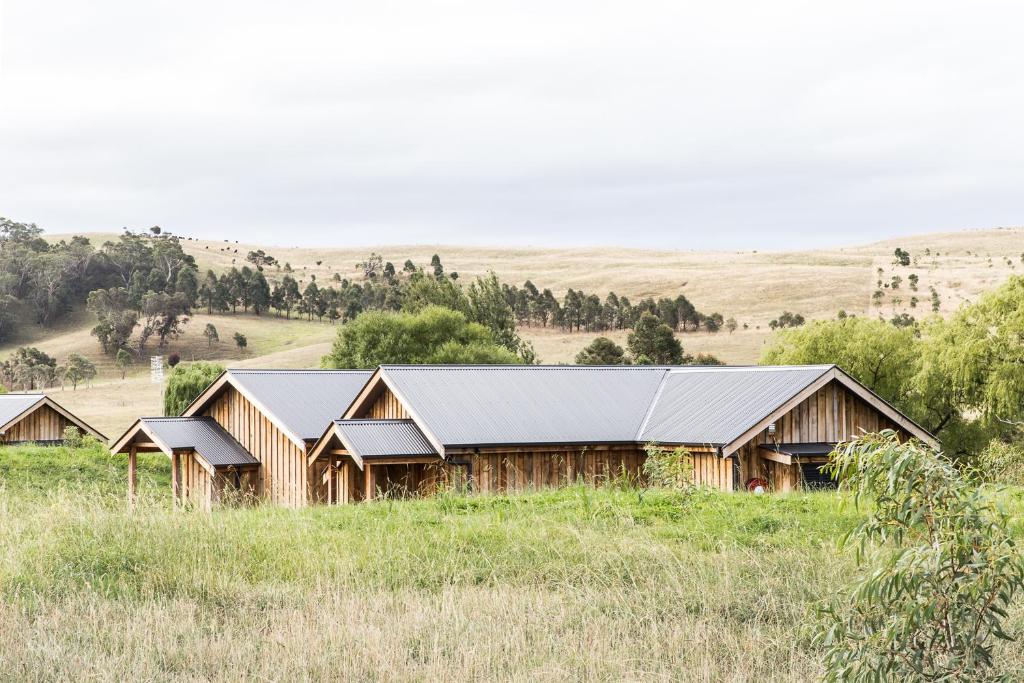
[0, 393, 106, 445]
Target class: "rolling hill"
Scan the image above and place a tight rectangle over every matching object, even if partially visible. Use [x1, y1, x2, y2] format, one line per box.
[10, 226, 1022, 439]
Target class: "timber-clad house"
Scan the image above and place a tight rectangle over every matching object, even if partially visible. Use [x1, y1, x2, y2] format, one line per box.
[0, 393, 105, 444]
[110, 365, 936, 509]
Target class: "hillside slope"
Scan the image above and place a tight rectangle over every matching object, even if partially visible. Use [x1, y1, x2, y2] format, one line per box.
[16, 226, 1022, 438]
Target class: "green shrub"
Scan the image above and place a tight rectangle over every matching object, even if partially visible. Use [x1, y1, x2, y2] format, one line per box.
[61, 425, 83, 448]
[815, 431, 1024, 681]
[642, 444, 694, 491]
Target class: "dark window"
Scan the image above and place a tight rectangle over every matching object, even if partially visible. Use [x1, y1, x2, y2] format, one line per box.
[799, 462, 837, 490]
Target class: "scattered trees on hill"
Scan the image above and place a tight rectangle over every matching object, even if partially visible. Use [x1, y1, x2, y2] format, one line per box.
[115, 348, 133, 379]
[763, 276, 1024, 458]
[893, 247, 911, 266]
[62, 353, 96, 390]
[575, 337, 629, 365]
[628, 313, 684, 365]
[768, 311, 805, 330]
[233, 332, 247, 351]
[203, 323, 219, 347]
[0, 347, 100, 391]
[321, 306, 521, 368]
[163, 361, 224, 416]
[0, 347, 56, 391]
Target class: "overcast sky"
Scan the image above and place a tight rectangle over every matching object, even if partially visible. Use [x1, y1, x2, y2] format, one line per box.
[1, 1, 1022, 250]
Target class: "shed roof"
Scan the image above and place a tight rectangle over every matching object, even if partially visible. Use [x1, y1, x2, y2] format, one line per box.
[138, 417, 259, 467]
[0, 394, 45, 430]
[333, 419, 437, 460]
[378, 365, 669, 448]
[221, 369, 373, 442]
[638, 366, 833, 445]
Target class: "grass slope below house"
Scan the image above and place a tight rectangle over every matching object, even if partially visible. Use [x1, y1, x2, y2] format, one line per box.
[1, 444, 1022, 680]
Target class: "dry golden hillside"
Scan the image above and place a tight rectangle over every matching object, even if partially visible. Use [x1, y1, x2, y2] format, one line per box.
[19, 226, 1023, 438]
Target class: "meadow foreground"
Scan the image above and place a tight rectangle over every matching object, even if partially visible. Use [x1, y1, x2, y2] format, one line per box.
[1, 444, 1022, 681]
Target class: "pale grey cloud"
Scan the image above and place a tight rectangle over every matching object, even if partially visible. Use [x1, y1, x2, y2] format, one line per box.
[1, 0, 1022, 249]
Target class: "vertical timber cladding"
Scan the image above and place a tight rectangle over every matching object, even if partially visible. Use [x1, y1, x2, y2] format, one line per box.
[465, 446, 646, 494]
[366, 386, 411, 419]
[179, 451, 212, 511]
[735, 378, 908, 491]
[1, 403, 73, 443]
[462, 447, 734, 494]
[203, 385, 308, 507]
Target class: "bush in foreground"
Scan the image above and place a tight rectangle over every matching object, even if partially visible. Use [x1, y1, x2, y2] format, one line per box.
[817, 432, 1024, 681]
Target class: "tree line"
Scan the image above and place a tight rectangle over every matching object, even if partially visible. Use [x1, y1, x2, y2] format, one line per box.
[1, 218, 727, 366]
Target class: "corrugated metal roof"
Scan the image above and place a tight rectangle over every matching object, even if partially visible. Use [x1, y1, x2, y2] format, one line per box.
[0, 394, 45, 430]
[226, 369, 374, 442]
[333, 419, 437, 459]
[639, 366, 832, 445]
[380, 365, 668, 447]
[139, 417, 258, 467]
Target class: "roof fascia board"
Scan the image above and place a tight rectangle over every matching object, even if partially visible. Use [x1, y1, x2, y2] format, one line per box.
[331, 424, 366, 471]
[341, 368, 383, 418]
[39, 397, 107, 441]
[187, 449, 217, 476]
[0, 395, 45, 434]
[829, 367, 939, 447]
[110, 420, 176, 459]
[306, 422, 335, 464]
[720, 367, 837, 457]
[377, 370, 447, 459]
[179, 371, 230, 417]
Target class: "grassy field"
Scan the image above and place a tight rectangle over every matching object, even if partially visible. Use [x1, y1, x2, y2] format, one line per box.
[13, 226, 1022, 438]
[1, 443, 1022, 681]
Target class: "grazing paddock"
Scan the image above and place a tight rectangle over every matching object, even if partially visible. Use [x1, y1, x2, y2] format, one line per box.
[1, 444, 1022, 681]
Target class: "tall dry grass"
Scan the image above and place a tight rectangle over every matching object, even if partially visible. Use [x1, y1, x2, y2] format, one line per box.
[0, 444, 1021, 681]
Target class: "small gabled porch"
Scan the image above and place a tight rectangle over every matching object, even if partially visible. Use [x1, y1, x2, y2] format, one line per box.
[308, 419, 458, 503]
[110, 417, 260, 510]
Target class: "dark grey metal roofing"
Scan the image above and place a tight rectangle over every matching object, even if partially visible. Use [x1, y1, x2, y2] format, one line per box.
[639, 366, 832, 445]
[761, 442, 837, 456]
[140, 417, 259, 467]
[333, 419, 437, 459]
[0, 394, 45, 429]
[226, 369, 374, 442]
[380, 365, 668, 447]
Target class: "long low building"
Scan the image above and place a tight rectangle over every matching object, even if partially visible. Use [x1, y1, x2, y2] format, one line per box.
[111, 364, 936, 508]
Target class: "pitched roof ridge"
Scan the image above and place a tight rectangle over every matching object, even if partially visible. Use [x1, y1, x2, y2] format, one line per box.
[227, 368, 372, 374]
[380, 364, 667, 371]
[634, 368, 672, 441]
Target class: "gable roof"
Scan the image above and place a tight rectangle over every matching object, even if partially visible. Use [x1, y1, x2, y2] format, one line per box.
[345, 364, 935, 457]
[638, 366, 832, 445]
[0, 394, 45, 430]
[110, 416, 258, 470]
[370, 366, 668, 451]
[334, 419, 437, 460]
[0, 393, 106, 440]
[183, 369, 374, 448]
